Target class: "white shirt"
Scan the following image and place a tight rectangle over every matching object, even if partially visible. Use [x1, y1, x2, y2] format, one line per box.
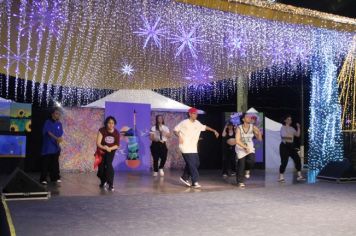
[280, 126, 297, 143]
[235, 124, 255, 159]
[174, 119, 206, 153]
[150, 125, 170, 142]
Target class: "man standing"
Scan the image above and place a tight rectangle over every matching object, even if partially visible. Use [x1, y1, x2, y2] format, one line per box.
[174, 108, 219, 188]
[40, 108, 64, 185]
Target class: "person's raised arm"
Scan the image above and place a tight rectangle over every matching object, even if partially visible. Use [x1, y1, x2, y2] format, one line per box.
[253, 126, 263, 141]
[295, 123, 301, 138]
[205, 126, 219, 138]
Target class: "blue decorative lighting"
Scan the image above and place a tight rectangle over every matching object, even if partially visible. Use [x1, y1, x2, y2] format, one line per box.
[0, 46, 35, 73]
[170, 24, 205, 59]
[185, 63, 213, 89]
[308, 34, 344, 183]
[134, 16, 166, 49]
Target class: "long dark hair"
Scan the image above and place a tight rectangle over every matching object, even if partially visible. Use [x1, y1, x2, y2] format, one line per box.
[104, 116, 117, 128]
[225, 122, 235, 135]
[240, 113, 247, 124]
[282, 114, 292, 126]
[155, 115, 164, 131]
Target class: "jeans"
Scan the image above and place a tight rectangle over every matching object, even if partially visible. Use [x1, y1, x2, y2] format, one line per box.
[181, 153, 200, 184]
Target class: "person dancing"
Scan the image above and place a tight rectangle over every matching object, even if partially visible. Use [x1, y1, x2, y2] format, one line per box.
[222, 122, 237, 177]
[278, 115, 305, 182]
[96, 116, 120, 191]
[235, 113, 262, 188]
[174, 108, 219, 188]
[150, 115, 171, 177]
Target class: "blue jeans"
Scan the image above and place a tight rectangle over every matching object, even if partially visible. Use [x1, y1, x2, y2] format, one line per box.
[182, 153, 200, 184]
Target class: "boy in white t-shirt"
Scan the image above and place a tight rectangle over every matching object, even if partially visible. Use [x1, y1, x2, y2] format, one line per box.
[174, 108, 219, 188]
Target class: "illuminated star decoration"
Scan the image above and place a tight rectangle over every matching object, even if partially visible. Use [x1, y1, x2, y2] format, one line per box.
[224, 34, 246, 59]
[134, 16, 167, 49]
[0, 46, 36, 73]
[16, 0, 66, 39]
[117, 63, 135, 78]
[170, 24, 205, 58]
[185, 63, 213, 89]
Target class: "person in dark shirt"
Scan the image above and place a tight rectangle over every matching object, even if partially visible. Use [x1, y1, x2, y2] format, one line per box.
[96, 116, 120, 191]
[40, 108, 64, 185]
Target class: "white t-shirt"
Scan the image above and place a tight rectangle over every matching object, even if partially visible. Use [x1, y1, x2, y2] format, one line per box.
[235, 124, 255, 159]
[174, 119, 206, 153]
[150, 125, 170, 142]
[280, 126, 297, 143]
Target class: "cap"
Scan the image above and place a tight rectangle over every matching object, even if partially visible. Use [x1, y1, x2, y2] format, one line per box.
[188, 107, 198, 114]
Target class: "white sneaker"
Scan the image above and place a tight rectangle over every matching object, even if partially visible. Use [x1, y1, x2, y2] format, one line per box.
[222, 173, 228, 178]
[41, 181, 47, 185]
[238, 183, 245, 188]
[245, 170, 250, 179]
[56, 179, 62, 183]
[153, 172, 158, 177]
[192, 182, 201, 188]
[297, 176, 306, 181]
[278, 174, 285, 182]
[159, 169, 164, 177]
[179, 177, 191, 187]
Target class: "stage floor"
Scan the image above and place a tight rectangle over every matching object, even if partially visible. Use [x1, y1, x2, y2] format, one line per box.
[2, 170, 356, 236]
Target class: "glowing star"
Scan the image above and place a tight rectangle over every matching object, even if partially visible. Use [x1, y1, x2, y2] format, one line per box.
[119, 63, 135, 78]
[185, 64, 213, 89]
[15, 0, 66, 39]
[0, 46, 36, 72]
[170, 24, 205, 58]
[224, 35, 246, 58]
[134, 16, 166, 49]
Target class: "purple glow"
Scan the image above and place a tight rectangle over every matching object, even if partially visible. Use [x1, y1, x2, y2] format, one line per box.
[170, 24, 205, 58]
[185, 63, 213, 89]
[0, 46, 36, 73]
[224, 34, 246, 58]
[134, 16, 167, 49]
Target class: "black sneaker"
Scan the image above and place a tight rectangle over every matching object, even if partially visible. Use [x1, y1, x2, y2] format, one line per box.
[99, 182, 106, 188]
[179, 177, 191, 187]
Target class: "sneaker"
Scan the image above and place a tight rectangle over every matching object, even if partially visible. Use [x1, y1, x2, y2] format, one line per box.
[179, 177, 191, 187]
[41, 181, 47, 185]
[245, 170, 250, 179]
[297, 176, 306, 181]
[231, 172, 236, 176]
[56, 179, 62, 183]
[159, 169, 164, 177]
[153, 172, 158, 177]
[238, 183, 245, 188]
[222, 173, 228, 178]
[99, 182, 106, 188]
[108, 186, 115, 192]
[278, 178, 285, 183]
[192, 182, 201, 188]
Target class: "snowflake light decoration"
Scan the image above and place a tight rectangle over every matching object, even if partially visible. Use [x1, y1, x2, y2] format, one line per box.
[16, 0, 66, 39]
[170, 24, 205, 58]
[134, 16, 167, 49]
[224, 34, 246, 59]
[114, 62, 135, 79]
[0, 46, 36, 73]
[185, 63, 213, 89]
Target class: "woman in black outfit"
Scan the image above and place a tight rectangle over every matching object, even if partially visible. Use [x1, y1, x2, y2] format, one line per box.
[222, 122, 236, 177]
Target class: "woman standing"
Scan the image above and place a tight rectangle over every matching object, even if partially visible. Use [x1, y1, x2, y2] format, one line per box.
[235, 113, 262, 188]
[222, 122, 236, 177]
[279, 115, 305, 182]
[150, 115, 171, 177]
[96, 116, 120, 191]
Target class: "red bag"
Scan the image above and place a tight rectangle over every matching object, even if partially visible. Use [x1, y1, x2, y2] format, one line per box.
[94, 148, 105, 169]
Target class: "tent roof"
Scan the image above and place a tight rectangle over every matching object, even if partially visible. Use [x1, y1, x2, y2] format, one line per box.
[84, 90, 204, 113]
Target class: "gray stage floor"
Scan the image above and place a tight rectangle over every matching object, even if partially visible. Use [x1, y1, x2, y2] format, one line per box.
[3, 170, 356, 236]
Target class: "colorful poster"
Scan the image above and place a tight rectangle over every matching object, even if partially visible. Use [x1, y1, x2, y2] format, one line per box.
[0, 102, 11, 117]
[224, 112, 265, 164]
[105, 102, 151, 172]
[10, 103, 32, 119]
[0, 135, 26, 158]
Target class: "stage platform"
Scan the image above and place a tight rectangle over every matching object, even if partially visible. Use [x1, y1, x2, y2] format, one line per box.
[1, 170, 356, 236]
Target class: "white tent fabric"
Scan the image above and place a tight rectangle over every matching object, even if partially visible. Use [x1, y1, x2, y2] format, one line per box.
[0, 97, 12, 102]
[247, 107, 294, 170]
[84, 90, 204, 113]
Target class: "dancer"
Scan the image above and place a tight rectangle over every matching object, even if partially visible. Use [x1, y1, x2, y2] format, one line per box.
[150, 115, 171, 177]
[235, 113, 262, 188]
[174, 107, 219, 188]
[40, 107, 64, 185]
[278, 115, 305, 182]
[96, 116, 120, 191]
[222, 122, 236, 177]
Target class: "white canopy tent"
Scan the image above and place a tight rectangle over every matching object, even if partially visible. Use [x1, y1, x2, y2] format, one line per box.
[84, 89, 204, 113]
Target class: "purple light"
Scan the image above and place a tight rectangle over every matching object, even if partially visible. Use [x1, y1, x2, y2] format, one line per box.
[0, 46, 36, 73]
[134, 16, 167, 49]
[170, 24, 205, 58]
[224, 34, 246, 58]
[185, 63, 213, 89]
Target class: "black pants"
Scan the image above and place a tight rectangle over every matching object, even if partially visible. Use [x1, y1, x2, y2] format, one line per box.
[40, 152, 60, 182]
[181, 153, 200, 184]
[279, 142, 302, 174]
[97, 151, 115, 187]
[222, 146, 236, 174]
[236, 153, 255, 184]
[150, 142, 168, 172]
